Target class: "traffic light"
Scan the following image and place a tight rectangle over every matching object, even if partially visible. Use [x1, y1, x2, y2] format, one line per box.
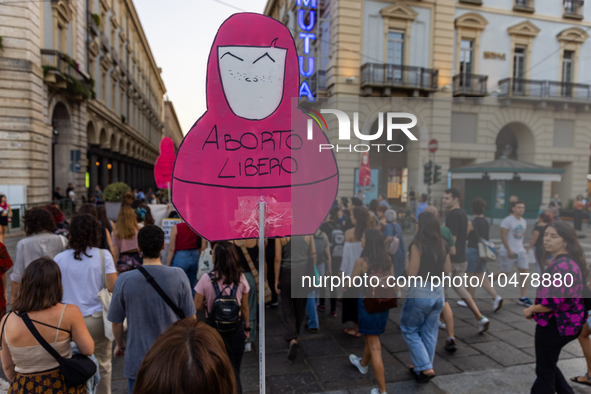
[433, 164, 442, 184]
[423, 161, 433, 184]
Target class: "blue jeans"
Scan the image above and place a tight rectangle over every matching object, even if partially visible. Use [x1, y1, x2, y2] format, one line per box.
[172, 249, 199, 295]
[400, 284, 445, 374]
[243, 272, 258, 344]
[128, 378, 135, 393]
[306, 264, 325, 329]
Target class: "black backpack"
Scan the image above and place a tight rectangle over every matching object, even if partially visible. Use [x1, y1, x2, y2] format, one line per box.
[314, 230, 327, 266]
[328, 222, 345, 257]
[206, 273, 241, 334]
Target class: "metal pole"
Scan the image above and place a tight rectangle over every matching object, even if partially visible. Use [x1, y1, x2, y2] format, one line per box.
[258, 202, 266, 394]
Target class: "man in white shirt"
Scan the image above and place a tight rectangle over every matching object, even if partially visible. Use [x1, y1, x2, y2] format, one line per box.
[498, 201, 530, 306]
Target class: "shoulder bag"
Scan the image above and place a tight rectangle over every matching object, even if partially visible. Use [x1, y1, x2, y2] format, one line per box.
[237, 241, 272, 304]
[15, 311, 96, 386]
[363, 258, 397, 314]
[137, 266, 185, 319]
[472, 220, 497, 262]
[97, 249, 115, 342]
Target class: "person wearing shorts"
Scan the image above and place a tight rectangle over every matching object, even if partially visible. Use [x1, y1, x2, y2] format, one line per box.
[497, 201, 531, 306]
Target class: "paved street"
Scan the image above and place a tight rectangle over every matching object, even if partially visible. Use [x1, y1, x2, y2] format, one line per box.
[2, 218, 590, 393]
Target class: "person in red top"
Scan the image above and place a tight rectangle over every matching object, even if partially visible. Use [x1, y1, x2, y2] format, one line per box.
[166, 222, 206, 294]
[0, 242, 13, 319]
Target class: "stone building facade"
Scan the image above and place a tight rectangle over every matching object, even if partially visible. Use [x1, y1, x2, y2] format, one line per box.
[0, 0, 167, 206]
[264, 0, 591, 209]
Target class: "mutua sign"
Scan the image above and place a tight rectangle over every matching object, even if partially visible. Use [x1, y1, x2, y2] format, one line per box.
[297, 0, 316, 102]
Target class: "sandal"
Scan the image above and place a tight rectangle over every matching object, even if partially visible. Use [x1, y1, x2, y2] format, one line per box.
[408, 365, 415, 375]
[416, 371, 436, 384]
[571, 374, 591, 387]
[344, 328, 361, 337]
[287, 341, 299, 361]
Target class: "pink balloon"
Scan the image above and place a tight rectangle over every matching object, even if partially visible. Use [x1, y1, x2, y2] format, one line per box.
[172, 13, 338, 241]
[154, 137, 175, 188]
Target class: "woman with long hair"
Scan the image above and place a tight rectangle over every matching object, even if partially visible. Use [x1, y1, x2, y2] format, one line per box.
[0, 194, 11, 244]
[347, 229, 393, 394]
[523, 221, 588, 392]
[112, 205, 140, 266]
[54, 214, 117, 394]
[133, 319, 236, 394]
[229, 238, 266, 353]
[194, 241, 250, 394]
[340, 207, 370, 337]
[78, 203, 115, 257]
[401, 212, 450, 383]
[96, 204, 114, 234]
[0, 258, 94, 394]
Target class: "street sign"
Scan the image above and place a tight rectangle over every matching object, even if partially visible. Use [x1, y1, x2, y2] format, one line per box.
[70, 149, 81, 162]
[428, 139, 438, 153]
[69, 163, 81, 173]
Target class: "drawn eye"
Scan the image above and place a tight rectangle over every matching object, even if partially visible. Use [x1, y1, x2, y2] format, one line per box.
[220, 52, 243, 61]
[253, 52, 275, 64]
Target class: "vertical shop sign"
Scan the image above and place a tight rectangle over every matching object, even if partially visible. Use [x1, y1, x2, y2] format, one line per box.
[297, 0, 316, 101]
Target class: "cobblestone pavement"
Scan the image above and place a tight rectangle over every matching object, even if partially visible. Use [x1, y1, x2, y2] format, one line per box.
[2, 218, 590, 393]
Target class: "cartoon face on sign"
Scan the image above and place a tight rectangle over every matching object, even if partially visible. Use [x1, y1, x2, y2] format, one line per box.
[172, 13, 338, 241]
[218, 45, 287, 120]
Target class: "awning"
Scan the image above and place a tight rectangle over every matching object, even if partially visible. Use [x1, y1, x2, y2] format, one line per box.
[519, 173, 562, 182]
[449, 172, 485, 180]
[488, 172, 514, 180]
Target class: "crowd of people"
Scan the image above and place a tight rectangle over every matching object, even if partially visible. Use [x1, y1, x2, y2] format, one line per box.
[0, 185, 588, 394]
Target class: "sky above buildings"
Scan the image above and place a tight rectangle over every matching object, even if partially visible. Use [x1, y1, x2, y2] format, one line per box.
[135, 0, 268, 134]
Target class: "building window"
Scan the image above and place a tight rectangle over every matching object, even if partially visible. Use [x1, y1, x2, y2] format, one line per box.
[512, 46, 526, 94]
[562, 50, 574, 83]
[564, 0, 584, 18]
[459, 39, 474, 88]
[387, 31, 404, 80]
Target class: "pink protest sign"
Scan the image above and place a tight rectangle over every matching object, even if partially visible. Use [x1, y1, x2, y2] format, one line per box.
[172, 13, 338, 241]
[154, 137, 176, 189]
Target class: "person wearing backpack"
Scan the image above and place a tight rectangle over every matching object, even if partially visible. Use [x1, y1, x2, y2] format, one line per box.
[194, 241, 250, 394]
[306, 228, 331, 332]
[319, 206, 345, 317]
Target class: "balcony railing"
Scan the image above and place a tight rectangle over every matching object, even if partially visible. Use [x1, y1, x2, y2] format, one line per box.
[564, 0, 584, 18]
[310, 70, 327, 96]
[453, 73, 488, 96]
[87, 12, 99, 36]
[361, 63, 438, 92]
[41, 49, 89, 84]
[498, 78, 591, 100]
[514, 0, 534, 12]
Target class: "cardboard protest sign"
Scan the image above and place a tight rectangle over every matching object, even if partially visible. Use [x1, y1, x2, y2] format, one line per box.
[154, 137, 176, 189]
[162, 218, 182, 244]
[172, 13, 338, 241]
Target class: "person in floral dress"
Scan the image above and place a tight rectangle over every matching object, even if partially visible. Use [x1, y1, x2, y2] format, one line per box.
[523, 222, 587, 393]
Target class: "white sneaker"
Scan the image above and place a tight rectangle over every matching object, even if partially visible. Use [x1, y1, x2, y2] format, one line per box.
[370, 389, 387, 394]
[245, 342, 253, 352]
[493, 296, 503, 312]
[438, 320, 447, 330]
[478, 316, 490, 334]
[349, 354, 368, 375]
[457, 300, 468, 307]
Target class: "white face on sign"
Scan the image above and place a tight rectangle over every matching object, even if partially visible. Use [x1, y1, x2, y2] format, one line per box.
[218, 46, 287, 120]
